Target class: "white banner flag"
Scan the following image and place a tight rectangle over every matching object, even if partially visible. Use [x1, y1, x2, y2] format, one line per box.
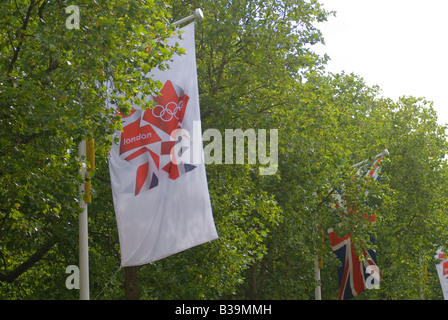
[435, 248, 448, 300]
[109, 23, 218, 267]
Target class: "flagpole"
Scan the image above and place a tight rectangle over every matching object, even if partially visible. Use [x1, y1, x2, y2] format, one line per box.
[78, 140, 89, 300]
[312, 191, 323, 300]
[173, 8, 204, 26]
[351, 149, 389, 169]
[314, 255, 322, 300]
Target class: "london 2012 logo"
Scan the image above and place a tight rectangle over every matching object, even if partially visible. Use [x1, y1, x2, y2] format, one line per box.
[119, 80, 197, 195]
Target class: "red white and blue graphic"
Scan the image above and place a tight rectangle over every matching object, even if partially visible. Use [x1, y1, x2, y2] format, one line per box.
[328, 158, 383, 300]
[118, 80, 196, 195]
[328, 229, 380, 300]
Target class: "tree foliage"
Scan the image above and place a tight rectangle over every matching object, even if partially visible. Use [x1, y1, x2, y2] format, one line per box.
[0, 0, 181, 299]
[1, 0, 448, 300]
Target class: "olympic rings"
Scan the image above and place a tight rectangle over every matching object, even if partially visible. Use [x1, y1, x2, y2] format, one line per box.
[152, 100, 183, 122]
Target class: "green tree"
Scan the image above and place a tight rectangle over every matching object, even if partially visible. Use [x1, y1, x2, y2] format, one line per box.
[249, 71, 389, 299]
[2, 0, 448, 301]
[367, 96, 448, 299]
[0, 0, 180, 299]
[133, 0, 332, 299]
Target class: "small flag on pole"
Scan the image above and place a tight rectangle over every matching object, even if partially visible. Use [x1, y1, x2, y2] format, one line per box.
[109, 23, 218, 267]
[327, 157, 383, 300]
[435, 248, 448, 299]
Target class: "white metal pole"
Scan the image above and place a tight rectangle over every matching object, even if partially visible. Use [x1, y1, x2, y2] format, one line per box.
[173, 8, 204, 26]
[315, 255, 322, 300]
[312, 191, 322, 300]
[78, 140, 89, 300]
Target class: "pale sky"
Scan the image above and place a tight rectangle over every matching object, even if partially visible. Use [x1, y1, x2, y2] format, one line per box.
[312, 0, 448, 125]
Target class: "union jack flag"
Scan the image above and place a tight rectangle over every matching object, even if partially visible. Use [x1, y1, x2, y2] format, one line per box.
[328, 158, 383, 300]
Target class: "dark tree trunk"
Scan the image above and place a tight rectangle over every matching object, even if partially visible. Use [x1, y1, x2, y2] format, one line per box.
[125, 266, 141, 300]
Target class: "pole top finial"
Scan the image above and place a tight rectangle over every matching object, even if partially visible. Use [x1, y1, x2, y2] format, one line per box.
[194, 8, 204, 20]
[173, 8, 204, 26]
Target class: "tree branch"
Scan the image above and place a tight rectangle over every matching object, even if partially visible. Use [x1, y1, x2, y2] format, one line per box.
[37, 0, 46, 23]
[0, 238, 56, 283]
[7, 0, 36, 76]
[14, 0, 25, 23]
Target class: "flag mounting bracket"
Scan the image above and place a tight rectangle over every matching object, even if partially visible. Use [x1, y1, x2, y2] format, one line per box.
[173, 8, 204, 26]
[351, 149, 389, 168]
